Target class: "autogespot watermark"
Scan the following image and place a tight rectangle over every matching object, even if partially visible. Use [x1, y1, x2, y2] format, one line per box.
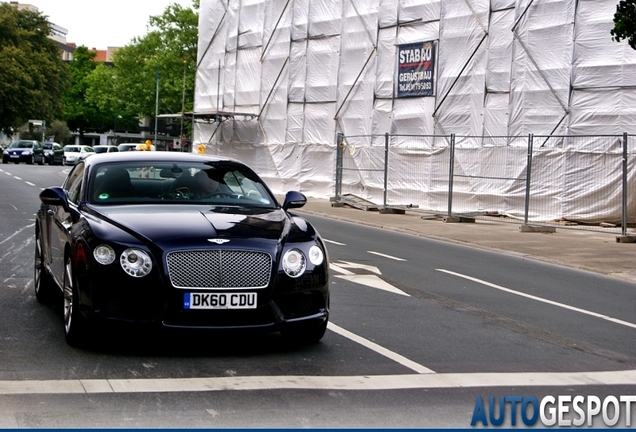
[471, 395, 636, 427]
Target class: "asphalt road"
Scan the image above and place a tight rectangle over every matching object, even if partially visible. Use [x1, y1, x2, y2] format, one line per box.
[0, 163, 635, 428]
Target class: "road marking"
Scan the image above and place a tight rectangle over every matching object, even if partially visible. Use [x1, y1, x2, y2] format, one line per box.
[1, 369, 635, 395]
[437, 269, 636, 330]
[368, 251, 406, 261]
[323, 239, 346, 246]
[335, 274, 410, 297]
[330, 263, 354, 275]
[334, 260, 381, 275]
[13, 176, 21, 180]
[25, 181, 36, 186]
[328, 322, 431, 373]
[0, 224, 35, 246]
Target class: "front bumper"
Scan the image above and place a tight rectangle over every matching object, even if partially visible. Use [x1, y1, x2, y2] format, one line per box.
[81, 266, 329, 333]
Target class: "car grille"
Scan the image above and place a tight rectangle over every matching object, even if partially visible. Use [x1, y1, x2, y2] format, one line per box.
[166, 249, 272, 289]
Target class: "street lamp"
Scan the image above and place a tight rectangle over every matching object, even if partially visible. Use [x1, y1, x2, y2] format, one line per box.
[180, 63, 186, 152]
[113, 115, 122, 145]
[154, 69, 160, 146]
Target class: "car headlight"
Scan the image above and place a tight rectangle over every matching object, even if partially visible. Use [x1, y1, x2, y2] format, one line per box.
[22, 150, 32, 155]
[282, 249, 306, 278]
[308, 245, 324, 266]
[120, 248, 152, 277]
[93, 244, 116, 265]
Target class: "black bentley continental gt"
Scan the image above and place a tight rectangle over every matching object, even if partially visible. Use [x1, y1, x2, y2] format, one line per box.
[35, 152, 329, 346]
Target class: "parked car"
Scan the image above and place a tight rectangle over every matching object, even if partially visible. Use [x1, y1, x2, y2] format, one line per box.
[34, 152, 330, 347]
[2, 140, 45, 165]
[93, 145, 119, 154]
[117, 143, 155, 152]
[63, 145, 95, 165]
[42, 142, 64, 165]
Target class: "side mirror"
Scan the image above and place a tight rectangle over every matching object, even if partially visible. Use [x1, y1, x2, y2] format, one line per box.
[39, 187, 69, 212]
[282, 191, 306, 210]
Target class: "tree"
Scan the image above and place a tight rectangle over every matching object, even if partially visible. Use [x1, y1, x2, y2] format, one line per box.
[61, 46, 104, 139]
[0, 4, 70, 135]
[48, 120, 72, 144]
[611, 0, 636, 49]
[113, 2, 199, 122]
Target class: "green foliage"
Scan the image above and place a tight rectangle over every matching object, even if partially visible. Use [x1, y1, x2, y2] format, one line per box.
[0, 4, 70, 135]
[19, 128, 44, 141]
[58, 1, 199, 137]
[62, 46, 104, 137]
[48, 120, 72, 144]
[611, 0, 636, 49]
[113, 2, 199, 120]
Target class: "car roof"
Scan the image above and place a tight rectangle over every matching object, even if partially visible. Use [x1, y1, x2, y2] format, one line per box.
[82, 151, 237, 169]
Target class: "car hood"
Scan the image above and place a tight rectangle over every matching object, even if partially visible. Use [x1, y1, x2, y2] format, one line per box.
[6, 148, 31, 153]
[89, 204, 290, 250]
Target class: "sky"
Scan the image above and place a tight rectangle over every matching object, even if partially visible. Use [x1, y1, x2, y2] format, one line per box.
[21, 0, 195, 49]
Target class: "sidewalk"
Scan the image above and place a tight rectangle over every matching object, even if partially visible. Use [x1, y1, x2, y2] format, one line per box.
[296, 197, 636, 283]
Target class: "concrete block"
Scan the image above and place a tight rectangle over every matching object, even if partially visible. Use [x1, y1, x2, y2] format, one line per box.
[380, 208, 405, 215]
[519, 225, 556, 233]
[616, 235, 636, 243]
[443, 215, 461, 223]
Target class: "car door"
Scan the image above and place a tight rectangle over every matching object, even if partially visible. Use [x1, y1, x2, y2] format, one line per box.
[50, 164, 84, 286]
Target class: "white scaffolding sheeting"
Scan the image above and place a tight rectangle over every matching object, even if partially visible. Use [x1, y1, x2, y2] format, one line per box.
[195, 0, 636, 222]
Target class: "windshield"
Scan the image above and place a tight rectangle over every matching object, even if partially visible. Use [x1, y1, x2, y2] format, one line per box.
[94, 147, 108, 153]
[9, 141, 34, 149]
[88, 161, 276, 208]
[65, 147, 80, 153]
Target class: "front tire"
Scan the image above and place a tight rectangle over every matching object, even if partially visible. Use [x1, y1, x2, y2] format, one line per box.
[34, 230, 54, 303]
[63, 255, 88, 346]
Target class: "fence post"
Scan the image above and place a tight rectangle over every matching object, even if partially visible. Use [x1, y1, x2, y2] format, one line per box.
[335, 133, 343, 202]
[622, 132, 628, 237]
[447, 134, 455, 217]
[523, 134, 534, 225]
[383, 133, 389, 208]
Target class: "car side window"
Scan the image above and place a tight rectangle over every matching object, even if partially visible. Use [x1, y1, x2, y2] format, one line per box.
[65, 164, 85, 205]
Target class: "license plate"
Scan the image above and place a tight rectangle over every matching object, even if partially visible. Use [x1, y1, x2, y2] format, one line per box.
[10, 155, 18, 158]
[184, 292, 257, 310]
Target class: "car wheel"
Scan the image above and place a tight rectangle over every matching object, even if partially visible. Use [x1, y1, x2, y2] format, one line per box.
[27, 155, 34, 165]
[38, 156, 44, 165]
[63, 255, 88, 346]
[2, 158, 6, 164]
[281, 319, 328, 345]
[34, 230, 54, 303]
[62, 157, 66, 165]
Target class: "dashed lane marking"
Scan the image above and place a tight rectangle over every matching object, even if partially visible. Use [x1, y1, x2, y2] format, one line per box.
[437, 269, 636, 330]
[368, 251, 406, 261]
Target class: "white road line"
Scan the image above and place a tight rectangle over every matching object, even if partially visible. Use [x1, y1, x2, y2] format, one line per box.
[13, 176, 21, 180]
[335, 275, 410, 297]
[328, 322, 433, 373]
[25, 181, 36, 186]
[367, 251, 406, 261]
[334, 260, 381, 275]
[437, 269, 636, 330]
[330, 263, 354, 275]
[0, 224, 35, 246]
[323, 239, 346, 246]
[1, 369, 636, 395]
